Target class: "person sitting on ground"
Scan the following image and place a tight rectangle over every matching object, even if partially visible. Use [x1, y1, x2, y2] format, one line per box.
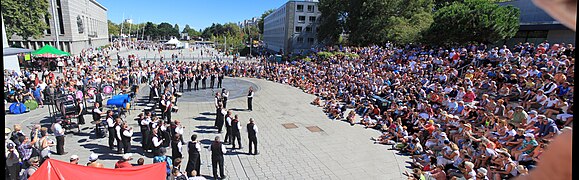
[115, 153, 133, 168]
[86, 153, 104, 168]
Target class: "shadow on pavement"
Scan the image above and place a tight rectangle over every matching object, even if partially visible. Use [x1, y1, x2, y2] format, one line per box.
[200, 112, 216, 116]
[193, 116, 214, 121]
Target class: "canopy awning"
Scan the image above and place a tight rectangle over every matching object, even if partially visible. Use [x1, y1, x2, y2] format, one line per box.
[32, 45, 70, 57]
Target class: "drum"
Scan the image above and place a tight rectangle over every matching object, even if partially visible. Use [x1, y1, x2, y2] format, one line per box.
[87, 87, 96, 98]
[175, 92, 183, 97]
[172, 106, 179, 113]
[66, 95, 74, 101]
[76, 90, 84, 100]
[103, 85, 114, 94]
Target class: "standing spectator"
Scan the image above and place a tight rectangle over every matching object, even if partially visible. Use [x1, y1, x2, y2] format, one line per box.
[52, 119, 67, 155]
[5, 142, 20, 180]
[210, 136, 226, 179]
[247, 118, 259, 155]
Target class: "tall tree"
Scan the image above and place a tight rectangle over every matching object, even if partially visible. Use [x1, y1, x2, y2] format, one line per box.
[425, 0, 520, 45]
[317, 0, 346, 45]
[108, 20, 120, 35]
[182, 24, 191, 33]
[143, 22, 158, 40]
[174, 24, 180, 33]
[1, 0, 51, 39]
[257, 9, 275, 34]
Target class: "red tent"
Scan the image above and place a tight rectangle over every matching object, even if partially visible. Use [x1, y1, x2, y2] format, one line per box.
[29, 159, 166, 180]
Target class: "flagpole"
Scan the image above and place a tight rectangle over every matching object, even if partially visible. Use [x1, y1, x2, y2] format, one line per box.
[120, 13, 124, 41]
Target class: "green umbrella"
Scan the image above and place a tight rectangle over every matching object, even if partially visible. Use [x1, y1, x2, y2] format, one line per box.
[32, 45, 71, 58]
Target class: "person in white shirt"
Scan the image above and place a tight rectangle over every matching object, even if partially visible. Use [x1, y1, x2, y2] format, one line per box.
[524, 90, 547, 110]
[209, 136, 227, 179]
[105, 110, 117, 150]
[247, 87, 254, 111]
[114, 118, 124, 153]
[120, 122, 133, 154]
[221, 89, 229, 108]
[152, 129, 164, 155]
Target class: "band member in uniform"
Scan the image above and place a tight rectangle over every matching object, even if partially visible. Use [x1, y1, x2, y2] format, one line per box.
[202, 73, 207, 89]
[95, 89, 103, 108]
[92, 103, 105, 136]
[164, 96, 173, 124]
[160, 94, 167, 120]
[217, 104, 226, 134]
[247, 87, 254, 111]
[120, 122, 133, 154]
[217, 73, 224, 88]
[140, 112, 153, 152]
[186, 134, 201, 177]
[214, 92, 222, 127]
[210, 73, 216, 89]
[194, 73, 201, 91]
[151, 128, 164, 156]
[114, 118, 124, 153]
[106, 110, 116, 150]
[210, 136, 227, 179]
[76, 100, 85, 125]
[224, 110, 233, 144]
[186, 73, 194, 91]
[231, 115, 242, 149]
[221, 89, 229, 108]
[247, 118, 259, 155]
[179, 74, 186, 92]
[171, 133, 184, 161]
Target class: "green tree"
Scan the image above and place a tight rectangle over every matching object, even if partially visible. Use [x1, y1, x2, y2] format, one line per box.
[108, 20, 120, 36]
[317, 0, 347, 45]
[257, 9, 275, 34]
[143, 22, 158, 40]
[1, 0, 51, 39]
[174, 24, 180, 33]
[182, 24, 191, 33]
[425, 0, 520, 45]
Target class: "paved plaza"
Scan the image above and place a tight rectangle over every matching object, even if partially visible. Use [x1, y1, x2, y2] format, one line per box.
[5, 48, 411, 179]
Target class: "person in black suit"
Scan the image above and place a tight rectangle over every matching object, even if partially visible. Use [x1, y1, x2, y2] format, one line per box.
[186, 134, 201, 177]
[217, 73, 224, 88]
[210, 73, 216, 89]
[194, 73, 201, 91]
[210, 136, 226, 179]
[202, 73, 207, 89]
[247, 118, 259, 155]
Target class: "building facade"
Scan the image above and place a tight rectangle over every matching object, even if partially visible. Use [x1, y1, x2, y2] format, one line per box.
[499, 0, 575, 46]
[8, 0, 108, 55]
[239, 17, 258, 28]
[263, 0, 320, 54]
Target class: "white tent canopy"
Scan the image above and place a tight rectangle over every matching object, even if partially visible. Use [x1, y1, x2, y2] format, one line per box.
[165, 38, 182, 46]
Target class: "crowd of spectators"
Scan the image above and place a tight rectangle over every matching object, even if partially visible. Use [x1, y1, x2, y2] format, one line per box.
[4, 40, 574, 179]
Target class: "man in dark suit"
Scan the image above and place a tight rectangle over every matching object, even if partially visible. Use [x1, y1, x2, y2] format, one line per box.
[247, 118, 259, 155]
[210, 136, 226, 179]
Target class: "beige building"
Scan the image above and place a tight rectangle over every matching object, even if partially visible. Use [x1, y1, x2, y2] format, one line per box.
[8, 0, 108, 55]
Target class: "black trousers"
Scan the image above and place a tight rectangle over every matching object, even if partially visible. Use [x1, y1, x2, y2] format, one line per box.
[231, 132, 241, 149]
[164, 111, 172, 124]
[202, 81, 206, 89]
[141, 128, 150, 150]
[217, 81, 222, 88]
[108, 127, 116, 149]
[210, 80, 215, 88]
[222, 98, 228, 108]
[248, 97, 253, 110]
[224, 126, 231, 143]
[56, 135, 65, 154]
[116, 137, 123, 153]
[122, 139, 131, 153]
[7, 163, 20, 180]
[78, 114, 85, 124]
[187, 82, 192, 91]
[248, 136, 258, 154]
[216, 118, 224, 133]
[212, 156, 225, 178]
[194, 83, 199, 90]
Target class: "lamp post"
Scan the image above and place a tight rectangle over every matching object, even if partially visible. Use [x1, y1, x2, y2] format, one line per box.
[50, 0, 60, 49]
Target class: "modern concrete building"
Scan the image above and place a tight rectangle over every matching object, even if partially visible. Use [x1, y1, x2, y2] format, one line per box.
[7, 0, 108, 55]
[499, 0, 575, 46]
[263, 0, 321, 54]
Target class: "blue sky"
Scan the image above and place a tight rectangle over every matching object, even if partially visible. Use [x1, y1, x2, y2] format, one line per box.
[99, 0, 286, 31]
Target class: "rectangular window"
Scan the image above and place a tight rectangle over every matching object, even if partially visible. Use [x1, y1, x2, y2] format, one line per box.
[297, 37, 304, 43]
[308, 38, 314, 44]
[307, 5, 314, 12]
[309, 16, 316, 22]
[44, 16, 51, 34]
[296, 5, 304, 12]
[298, 16, 306, 23]
[295, 26, 302, 32]
[56, 0, 65, 34]
[305, 26, 312, 32]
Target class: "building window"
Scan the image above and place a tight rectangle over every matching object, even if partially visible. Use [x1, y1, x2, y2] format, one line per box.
[297, 37, 304, 43]
[295, 26, 302, 33]
[56, 0, 65, 34]
[307, 5, 314, 12]
[297, 5, 304, 12]
[298, 16, 306, 23]
[305, 26, 312, 32]
[308, 38, 314, 44]
[44, 15, 51, 34]
[309, 16, 316, 22]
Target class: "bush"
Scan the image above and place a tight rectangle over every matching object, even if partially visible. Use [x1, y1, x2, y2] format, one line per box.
[317, 51, 334, 59]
